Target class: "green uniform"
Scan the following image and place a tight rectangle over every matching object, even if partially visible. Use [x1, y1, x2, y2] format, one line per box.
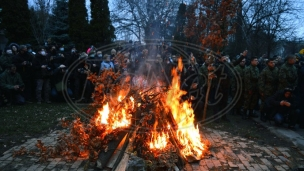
[244, 65, 259, 112]
[0, 70, 25, 104]
[278, 62, 298, 90]
[258, 66, 279, 115]
[232, 64, 246, 113]
[259, 66, 279, 97]
[0, 70, 24, 90]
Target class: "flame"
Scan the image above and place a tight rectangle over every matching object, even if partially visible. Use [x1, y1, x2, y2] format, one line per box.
[165, 57, 205, 160]
[96, 96, 132, 130]
[110, 108, 130, 129]
[79, 151, 89, 158]
[130, 96, 135, 109]
[118, 95, 122, 102]
[93, 57, 205, 160]
[149, 131, 169, 150]
[96, 103, 110, 125]
[177, 57, 183, 71]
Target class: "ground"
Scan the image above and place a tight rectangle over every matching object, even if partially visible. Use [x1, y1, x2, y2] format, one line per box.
[0, 103, 293, 155]
[0, 103, 304, 170]
[206, 114, 296, 148]
[0, 103, 74, 155]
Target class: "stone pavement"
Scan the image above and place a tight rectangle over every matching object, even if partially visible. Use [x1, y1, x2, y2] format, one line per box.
[1, 127, 304, 171]
[253, 117, 304, 151]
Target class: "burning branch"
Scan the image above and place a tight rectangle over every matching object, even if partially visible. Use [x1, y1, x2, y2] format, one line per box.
[13, 55, 209, 170]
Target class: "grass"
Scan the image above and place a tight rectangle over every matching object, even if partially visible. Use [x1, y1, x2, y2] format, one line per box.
[0, 103, 75, 135]
[0, 102, 77, 154]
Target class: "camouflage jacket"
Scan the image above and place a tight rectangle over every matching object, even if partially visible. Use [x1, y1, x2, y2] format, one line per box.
[278, 62, 298, 90]
[231, 64, 245, 92]
[244, 65, 259, 92]
[258, 66, 279, 96]
[0, 70, 24, 90]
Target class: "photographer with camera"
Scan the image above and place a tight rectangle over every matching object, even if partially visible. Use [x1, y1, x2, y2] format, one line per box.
[0, 64, 25, 105]
[32, 47, 52, 104]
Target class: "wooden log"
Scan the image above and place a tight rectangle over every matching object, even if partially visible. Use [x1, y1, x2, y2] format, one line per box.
[203, 74, 212, 121]
[173, 164, 180, 171]
[106, 133, 128, 169]
[159, 100, 178, 131]
[168, 128, 187, 165]
[96, 131, 128, 170]
[113, 126, 140, 171]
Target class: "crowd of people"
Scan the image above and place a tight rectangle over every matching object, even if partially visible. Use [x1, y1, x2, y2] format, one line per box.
[196, 50, 304, 129]
[0, 42, 303, 129]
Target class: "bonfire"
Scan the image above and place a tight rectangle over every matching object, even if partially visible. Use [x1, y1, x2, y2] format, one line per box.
[13, 54, 210, 170]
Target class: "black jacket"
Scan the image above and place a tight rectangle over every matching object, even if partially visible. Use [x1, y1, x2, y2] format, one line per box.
[265, 90, 297, 114]
[32, 54, 52, 79]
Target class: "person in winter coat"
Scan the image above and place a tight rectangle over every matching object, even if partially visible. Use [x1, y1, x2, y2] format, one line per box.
[264, 87, 300, 128]
[100, 54, 114, 72]
[32, 47, 52, 104]
[0, 64, 25, 105]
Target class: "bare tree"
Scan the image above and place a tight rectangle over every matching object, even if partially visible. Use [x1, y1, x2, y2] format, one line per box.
[239, 0, 300, 57]
[110, 0, 182, 42]
[29, 0, 54, 45]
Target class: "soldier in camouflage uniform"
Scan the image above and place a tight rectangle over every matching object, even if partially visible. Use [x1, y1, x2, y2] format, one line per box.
[278, 54, 298, 91]
[243, 56, 259, 119]
[0, 64, 25, 105]
[231, 58, 246, 115]
[258, 58, 279, 121]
